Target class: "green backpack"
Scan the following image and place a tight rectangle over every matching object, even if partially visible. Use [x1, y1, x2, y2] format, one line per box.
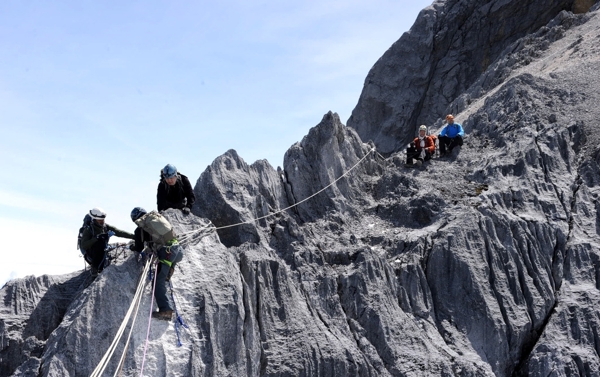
[135, 211, 177, 246]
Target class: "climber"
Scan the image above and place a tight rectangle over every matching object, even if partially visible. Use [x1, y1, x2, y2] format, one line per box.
[130, 207, 184, 321]
[157, 164, 195, 214]
[438, 114, 464, 156]
[79, 207, 134, 276]
[406, 125, 436, 167]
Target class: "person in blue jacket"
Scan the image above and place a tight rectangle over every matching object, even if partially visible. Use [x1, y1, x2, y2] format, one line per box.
[438, 114, 464, 156]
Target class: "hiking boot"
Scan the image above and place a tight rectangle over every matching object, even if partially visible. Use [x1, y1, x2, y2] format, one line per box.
[152, 310, 173, 321]
[90, 267, 98, 277]
[165, 267, 175, 282]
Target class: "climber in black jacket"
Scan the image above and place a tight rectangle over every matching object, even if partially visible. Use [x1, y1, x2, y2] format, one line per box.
[157, 164, 195, 214]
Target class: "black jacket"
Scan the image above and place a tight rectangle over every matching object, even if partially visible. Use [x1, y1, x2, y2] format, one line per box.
[156, 173, 195, 211]
[132, 227, 152, 252]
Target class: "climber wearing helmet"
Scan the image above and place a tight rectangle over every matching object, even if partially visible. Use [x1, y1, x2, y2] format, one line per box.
[130, 207, 184, 321]
[406, 125, 436, 167]
[438, 114, 464, 156]
[156, 164, 195, 214]
[79, 207, 134, 276]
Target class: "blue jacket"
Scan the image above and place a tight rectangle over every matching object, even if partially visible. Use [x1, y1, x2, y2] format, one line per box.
[440, 123, 464, 138]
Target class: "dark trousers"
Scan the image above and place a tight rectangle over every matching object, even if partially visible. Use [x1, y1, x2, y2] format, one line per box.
[406, 146, 432, 164]
[87, 241, 108, 271]
[439, 135, 463, 154]
[155, 244, 184, 312]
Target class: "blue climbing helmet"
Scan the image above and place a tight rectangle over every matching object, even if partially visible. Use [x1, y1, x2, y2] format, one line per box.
[130, 207, 147, 222]
[162, 164, 177, 179]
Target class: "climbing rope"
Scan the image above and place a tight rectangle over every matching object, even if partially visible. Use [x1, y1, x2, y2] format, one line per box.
[113, 259, 152, 376]
[82, 243, 130, 273]
[168, 281, 189, 347]
[90, 256, 153, 377]
[177, 147, 376, 244]
[139, 258, 159, 377]
[92, 146, 378, 375]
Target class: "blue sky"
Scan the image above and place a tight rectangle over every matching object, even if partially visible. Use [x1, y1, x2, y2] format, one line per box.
[0, 0, 432, 285]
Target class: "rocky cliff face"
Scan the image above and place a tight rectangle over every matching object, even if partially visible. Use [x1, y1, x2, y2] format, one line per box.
[347, 0, 598, 155]
[2, 1, 600, 376]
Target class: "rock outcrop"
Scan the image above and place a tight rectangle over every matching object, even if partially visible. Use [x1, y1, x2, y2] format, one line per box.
[347, 0, 598, 155]
[2, 1, 600, 376]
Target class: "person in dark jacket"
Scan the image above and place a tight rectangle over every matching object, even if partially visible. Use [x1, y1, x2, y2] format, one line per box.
[157, 164, 195, 214]
[438, 114, 465, 156]
[130, 207, 184, 321]
[79, 207, 134, 276]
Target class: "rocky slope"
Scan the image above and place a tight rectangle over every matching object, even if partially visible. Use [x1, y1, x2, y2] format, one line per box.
[2, 0, 600, 376]
[347, 0, 598, 155]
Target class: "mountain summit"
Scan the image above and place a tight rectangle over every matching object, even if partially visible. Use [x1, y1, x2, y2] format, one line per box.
[2, 1, 600, 376]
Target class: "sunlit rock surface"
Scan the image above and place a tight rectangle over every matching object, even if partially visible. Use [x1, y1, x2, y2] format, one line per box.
[2, 1, 600, 376]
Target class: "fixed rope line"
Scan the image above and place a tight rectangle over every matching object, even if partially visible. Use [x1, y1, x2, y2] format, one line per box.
[90, 256, 153, 377]
[114, 259, 152, 376]
[91, 146, 377, 374]
[168, 281, 189, 347]
[177, 147, 376, 244]
[139, 257, 159, 377]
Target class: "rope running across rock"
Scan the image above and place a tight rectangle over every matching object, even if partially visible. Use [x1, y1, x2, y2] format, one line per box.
[177, 147, 376, 244]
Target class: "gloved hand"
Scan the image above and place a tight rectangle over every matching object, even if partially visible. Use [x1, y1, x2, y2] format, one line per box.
[107, 230, 115, 238]
[96, 234, 109, 243]
[182, 207, 191, 215]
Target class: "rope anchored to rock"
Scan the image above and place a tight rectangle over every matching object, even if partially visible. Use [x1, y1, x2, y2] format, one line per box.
[177, 147, 376, 245]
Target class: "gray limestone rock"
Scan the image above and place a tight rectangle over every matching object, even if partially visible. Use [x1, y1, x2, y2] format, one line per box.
[192, 149, 288, 247]
[3, 1, 600, 377]
[347, 0, 594, 155]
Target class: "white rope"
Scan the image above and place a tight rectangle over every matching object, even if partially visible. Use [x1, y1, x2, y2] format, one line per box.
[113, 260, 150, 377]
[177, 147, 375, 243]
[90, 257, 152, 377]
[139, 257, 159, 377]
[88, 146, 377, 374]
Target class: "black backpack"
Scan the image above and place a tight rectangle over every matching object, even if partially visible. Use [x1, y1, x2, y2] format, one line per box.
[77, 214, 94, 257]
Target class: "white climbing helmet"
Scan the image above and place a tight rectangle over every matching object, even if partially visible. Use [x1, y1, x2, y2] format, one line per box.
[89, 207, 107, 220]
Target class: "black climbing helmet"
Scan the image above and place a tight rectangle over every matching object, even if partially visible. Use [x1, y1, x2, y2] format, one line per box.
[130, 207, 147, 222]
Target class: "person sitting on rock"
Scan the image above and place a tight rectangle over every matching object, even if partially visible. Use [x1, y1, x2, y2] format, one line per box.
[438, 114, 464, 156]
[157, 164, 195, 214]
[406, 125, 436, 167]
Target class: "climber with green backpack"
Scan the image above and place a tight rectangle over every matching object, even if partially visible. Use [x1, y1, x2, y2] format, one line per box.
[130, 207, 184, 321]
